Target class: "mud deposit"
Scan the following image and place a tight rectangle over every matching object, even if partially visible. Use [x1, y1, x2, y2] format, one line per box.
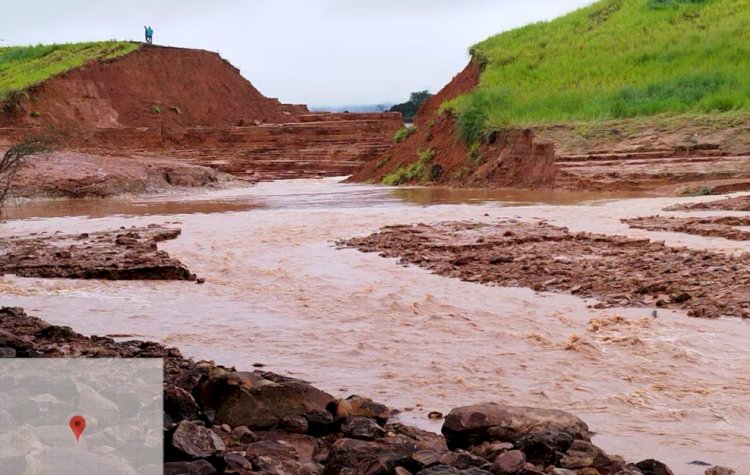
[0, 225, 195, 280]
[1, 180, 749, 473]
[666, 194, 750, 212]
[341, 221, 750, 319]
[624, 216, 750, 242]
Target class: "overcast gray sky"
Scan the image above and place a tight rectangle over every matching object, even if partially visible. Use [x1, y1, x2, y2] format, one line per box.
[0, 0, 593, 107]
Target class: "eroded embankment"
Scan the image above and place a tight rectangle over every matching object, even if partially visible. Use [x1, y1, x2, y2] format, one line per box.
[6, 151, 230, 199]
[0, 306, 683, 475]
[351, 55, 750, 194]
[341, 220, 750, 319]
[0, 225, 195, 280]
[0, 45, 402, 186]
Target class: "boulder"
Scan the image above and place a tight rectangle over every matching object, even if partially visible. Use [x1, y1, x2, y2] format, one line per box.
[171, 420, 226, 459]
[635, 459, 674, 475]
[342, 416, 386, 440]
[165, 385, 200, 422]
[705, 467, 736, 475]
[195, 370, 334, 430]
[489, 450, 525, 475]
[441, 404, 590, 449]
[329, 395, 390, 424]
[324, 437, 415, 475]
[223, 452, 252, 474]
[281, 414, 309, 434]
[515, 430, 573, 465]
[164, 460, 217, 475]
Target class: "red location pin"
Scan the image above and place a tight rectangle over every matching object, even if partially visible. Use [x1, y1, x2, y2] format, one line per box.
[69, 415, 86, 442]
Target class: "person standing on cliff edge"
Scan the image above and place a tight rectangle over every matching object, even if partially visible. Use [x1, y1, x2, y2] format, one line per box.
[144, 26, 153, 44]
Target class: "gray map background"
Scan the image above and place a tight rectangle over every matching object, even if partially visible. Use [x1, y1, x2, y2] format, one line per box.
[0, 358, 163, 474]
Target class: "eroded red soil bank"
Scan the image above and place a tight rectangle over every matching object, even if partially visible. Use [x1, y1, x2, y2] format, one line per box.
[350, 58, 750, 194]
[0, 45, 402, 189]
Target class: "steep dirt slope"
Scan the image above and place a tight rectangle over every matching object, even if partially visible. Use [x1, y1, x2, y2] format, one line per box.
[1, 45, 292, 129]
[350, 60, 558, 189]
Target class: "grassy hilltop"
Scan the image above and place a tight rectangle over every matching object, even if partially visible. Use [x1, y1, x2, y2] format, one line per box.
[0, 41, 139, 101]
[448, 0, 750, 143]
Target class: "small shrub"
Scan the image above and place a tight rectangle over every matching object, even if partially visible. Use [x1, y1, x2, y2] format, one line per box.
[151, 104, 162, 114]
[467, 143, 484, 165]
[375, 156, 390, 169]
[382, 148, 436, 186]
[392, 126, 416, 144]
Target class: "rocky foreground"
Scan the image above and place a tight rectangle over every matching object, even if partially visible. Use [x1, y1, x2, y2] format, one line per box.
[340, 220, 750, 319]
[0, 225, 196, 280]
[3, 306, 734, 474]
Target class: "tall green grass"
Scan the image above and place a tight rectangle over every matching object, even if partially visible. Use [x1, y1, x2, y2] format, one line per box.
[450, 0, 750, 143]
[0, 41, 140, 101]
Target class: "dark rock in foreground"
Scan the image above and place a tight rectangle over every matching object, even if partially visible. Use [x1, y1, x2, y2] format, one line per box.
[0, 225, 196, 280]
[0, 306, 680, 474]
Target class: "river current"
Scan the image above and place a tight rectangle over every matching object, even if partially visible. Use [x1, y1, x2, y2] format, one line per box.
[2, 178, 749, 473]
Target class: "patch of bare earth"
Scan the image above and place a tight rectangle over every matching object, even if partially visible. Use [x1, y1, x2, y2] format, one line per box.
[0, 225, 196, 280]
[624, 216, 750, 241]
[665, 194, 750, 212]
[340, 221, 750, 319]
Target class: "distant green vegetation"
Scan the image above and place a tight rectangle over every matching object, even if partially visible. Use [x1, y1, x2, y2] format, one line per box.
[447, 0, 750, 143]
[390, 90, 433, 122]
[0, 41, 140, 101]
[382, 148, 436, 186]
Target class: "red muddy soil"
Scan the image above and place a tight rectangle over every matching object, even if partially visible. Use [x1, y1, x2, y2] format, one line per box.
[340, 220, 750, 319]
[7, 151, 228, 198]
[0, 45, 402, 187]
[350, 57, 750, 194]
[0, 225, 196, 280]
[1, 45, 292, 129]
[623, 215, 750, 241]
[665, 194, 750, 212]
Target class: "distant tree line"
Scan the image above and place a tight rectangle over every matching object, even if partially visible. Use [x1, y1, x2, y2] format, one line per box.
[389, 90, 432, 122]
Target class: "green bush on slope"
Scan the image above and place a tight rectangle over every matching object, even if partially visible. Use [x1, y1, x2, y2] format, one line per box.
[450, 0, 750, 142]
[0, 41, 140, 101]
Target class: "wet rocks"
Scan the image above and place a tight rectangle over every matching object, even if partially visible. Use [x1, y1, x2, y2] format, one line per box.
[0, 225, 196, 281]
[194, 368, 334, 430]
[442, 403, 590, 450]
[330, 395, 391, 424]
[489, 450, 525, 474]
[171, 420, 226, 459]
[341, 416, 386, 440]
[623, 215, 750, 241]
[340, 220, 750, 319]
[0, 307, 677, 475]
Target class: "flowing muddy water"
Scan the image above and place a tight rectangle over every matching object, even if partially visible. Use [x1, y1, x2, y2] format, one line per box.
[2, 179, 749, 473]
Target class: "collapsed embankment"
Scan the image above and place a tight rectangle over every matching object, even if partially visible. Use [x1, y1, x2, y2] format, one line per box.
[350, 60, 561, 189]
[0, 44, 402, 192]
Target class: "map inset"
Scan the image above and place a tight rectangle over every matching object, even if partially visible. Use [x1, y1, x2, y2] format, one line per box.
[0, 358, 163, 475]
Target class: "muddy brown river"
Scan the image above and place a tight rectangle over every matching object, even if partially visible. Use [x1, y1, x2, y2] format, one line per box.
[2, 178, 749, 473]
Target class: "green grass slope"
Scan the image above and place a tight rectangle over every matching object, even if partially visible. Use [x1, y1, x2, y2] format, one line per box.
[0, 41, 140, 101]
[449, 0, 750, 143]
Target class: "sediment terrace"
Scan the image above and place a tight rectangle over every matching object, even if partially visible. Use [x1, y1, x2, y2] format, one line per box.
[0, 44, 402, 188]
